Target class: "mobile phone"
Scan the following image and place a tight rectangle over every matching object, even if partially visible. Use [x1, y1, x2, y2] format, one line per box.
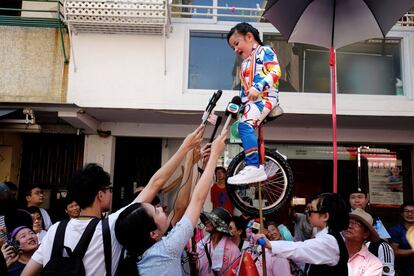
[6, 240, 21, 254]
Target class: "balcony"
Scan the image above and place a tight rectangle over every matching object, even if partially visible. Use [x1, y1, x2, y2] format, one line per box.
[64, 0, 171, 35]
[0, 0, 65, 28]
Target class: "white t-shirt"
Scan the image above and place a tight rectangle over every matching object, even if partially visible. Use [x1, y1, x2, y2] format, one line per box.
[40, 208, 53, 230]
[32, 206, 126, 276]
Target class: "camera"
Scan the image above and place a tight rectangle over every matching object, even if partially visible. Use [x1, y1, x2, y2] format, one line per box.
[6, 240, 21, 254]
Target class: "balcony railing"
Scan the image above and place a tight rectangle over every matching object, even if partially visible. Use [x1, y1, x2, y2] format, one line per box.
[64, 0, 171, 35]
[0, 0, 65, 28]
[170, 3, 414, 27]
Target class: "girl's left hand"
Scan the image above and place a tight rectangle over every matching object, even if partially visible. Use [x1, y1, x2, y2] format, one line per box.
[247, 87, 260, 101]
[253, 233, 272, 250]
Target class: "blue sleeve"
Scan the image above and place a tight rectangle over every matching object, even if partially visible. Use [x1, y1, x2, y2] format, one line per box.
[388, 225, 402, 245]
[162, 215, 194, 258]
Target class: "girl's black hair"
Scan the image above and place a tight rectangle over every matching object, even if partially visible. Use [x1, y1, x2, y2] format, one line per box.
[26, 206, 46, 230]
[227, 22, 263, 46]
[315, 193, 349, 233]
[115, 203, 158, 275]
[231, 215, 247, 240]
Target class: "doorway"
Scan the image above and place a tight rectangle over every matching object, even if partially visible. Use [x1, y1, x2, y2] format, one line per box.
[112, 137, 162, 211]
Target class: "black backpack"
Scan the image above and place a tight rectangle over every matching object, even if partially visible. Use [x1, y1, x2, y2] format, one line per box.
[41, 218, 100, 276]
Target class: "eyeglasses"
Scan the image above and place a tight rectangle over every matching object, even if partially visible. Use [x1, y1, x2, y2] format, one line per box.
[403, 209, 414, 214]
[305, 209, 322, 216]
[101, 186, 113, 193]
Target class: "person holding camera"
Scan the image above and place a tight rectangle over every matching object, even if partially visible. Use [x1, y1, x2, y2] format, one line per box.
[1, 225, 39, 276]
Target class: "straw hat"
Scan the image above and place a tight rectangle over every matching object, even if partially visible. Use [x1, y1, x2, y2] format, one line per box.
[349, 208, 380, 242]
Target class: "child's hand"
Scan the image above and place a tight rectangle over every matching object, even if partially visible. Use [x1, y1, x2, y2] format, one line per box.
[247, 87, 260, 101]
[253, 233, 272, 250]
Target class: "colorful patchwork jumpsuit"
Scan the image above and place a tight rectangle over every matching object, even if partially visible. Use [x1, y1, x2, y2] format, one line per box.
[238, 44, 281, 167]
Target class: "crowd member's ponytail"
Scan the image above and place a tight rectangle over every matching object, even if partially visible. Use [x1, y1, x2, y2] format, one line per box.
[115, 203, 158, 275]
[227, 22, 264, 46]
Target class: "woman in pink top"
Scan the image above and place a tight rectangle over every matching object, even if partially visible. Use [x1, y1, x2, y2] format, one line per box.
[196, 207, 241, 275]
[256, 221, 292, 276]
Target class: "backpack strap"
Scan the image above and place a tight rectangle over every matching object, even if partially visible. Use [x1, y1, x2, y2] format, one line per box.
[50, 220, 70, 258]
[72, 218, 100, 258]
[102, 217, 112, 276]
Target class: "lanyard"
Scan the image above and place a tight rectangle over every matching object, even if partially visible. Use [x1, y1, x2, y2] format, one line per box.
[239, 45, 260, 92]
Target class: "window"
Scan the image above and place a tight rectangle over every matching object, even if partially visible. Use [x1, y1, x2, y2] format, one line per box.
[264, 35, 403, 95]
[188, 31, 237, 90]
[188, 29, 403, 95]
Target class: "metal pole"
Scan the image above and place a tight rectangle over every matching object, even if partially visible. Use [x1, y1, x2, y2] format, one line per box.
[258, 182, 267, 276]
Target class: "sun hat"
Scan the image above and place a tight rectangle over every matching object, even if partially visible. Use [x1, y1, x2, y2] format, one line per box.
[200, 207, 231, 235]
[349, 208, 380, 242]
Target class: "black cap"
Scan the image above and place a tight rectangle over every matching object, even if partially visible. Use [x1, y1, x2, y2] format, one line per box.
[350, 186, 368, 195]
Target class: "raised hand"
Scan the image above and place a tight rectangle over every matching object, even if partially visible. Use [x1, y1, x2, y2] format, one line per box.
[210, 130, 227, 158]
[182, 125, 205, 151]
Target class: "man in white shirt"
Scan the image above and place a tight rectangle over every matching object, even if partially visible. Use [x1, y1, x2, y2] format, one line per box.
[25, 185, 52, 230]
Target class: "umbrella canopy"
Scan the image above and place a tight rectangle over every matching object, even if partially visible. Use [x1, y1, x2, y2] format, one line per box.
[264, 0, 414, 192]
[264, 0, 414, 49]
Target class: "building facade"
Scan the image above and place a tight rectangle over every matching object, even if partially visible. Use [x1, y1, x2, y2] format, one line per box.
[1, 0, 414, 222]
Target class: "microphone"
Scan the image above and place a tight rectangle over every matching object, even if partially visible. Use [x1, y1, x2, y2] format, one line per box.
[202, 90, 223, 125]
[221, 96, 242, 135]
[247, 220, 266, 246]
[209, 116, 222, 143]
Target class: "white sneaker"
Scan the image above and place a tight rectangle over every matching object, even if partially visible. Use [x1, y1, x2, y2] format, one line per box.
[227, 165, 267, 185]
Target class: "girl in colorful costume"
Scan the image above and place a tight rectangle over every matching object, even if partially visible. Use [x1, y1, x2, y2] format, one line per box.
[226, 22, 281, 185]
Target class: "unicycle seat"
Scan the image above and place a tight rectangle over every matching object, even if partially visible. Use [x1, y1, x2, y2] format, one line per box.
[263, 105, 284, 123]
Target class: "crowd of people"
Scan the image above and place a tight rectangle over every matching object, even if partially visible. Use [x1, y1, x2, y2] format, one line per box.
[0, 125, 412, 276]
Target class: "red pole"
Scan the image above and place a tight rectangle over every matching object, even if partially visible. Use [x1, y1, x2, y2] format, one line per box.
[329, 47, 338, 193]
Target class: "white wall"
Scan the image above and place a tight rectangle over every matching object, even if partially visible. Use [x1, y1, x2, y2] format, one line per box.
[83, 135, 116, 178]
[67, 23, 414, 116]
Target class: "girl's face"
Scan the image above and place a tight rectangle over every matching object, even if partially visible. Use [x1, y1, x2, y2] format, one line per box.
[306, 199, 328, 230]
[144, 203, 169, 238]
[229, 221, 240, 238]
[267, 225, 281, 241]
[228, 31, 255, 60]
[15, 228, 39, 253]
[31, 212, 43, 233]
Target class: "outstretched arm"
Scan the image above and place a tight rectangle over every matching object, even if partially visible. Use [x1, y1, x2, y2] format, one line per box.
[169, 143, 211, 226]
[185, 132, 227, 227]
[168, 148, 198, 226]
[135, 125, 204, 204]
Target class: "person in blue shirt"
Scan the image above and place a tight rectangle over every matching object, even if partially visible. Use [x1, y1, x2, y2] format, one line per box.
[388, 201, 414, 275]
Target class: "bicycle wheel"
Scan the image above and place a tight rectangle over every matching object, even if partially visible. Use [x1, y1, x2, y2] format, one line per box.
[226, 148, 294, 216]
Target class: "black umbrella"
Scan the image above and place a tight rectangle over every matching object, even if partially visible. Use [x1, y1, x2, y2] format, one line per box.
[264, 0, 414, 192]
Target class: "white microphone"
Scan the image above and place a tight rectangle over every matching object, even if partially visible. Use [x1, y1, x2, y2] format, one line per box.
[221, 96, 242, 135]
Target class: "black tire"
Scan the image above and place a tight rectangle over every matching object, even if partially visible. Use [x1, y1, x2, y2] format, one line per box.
[225, 148, 294, 216]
